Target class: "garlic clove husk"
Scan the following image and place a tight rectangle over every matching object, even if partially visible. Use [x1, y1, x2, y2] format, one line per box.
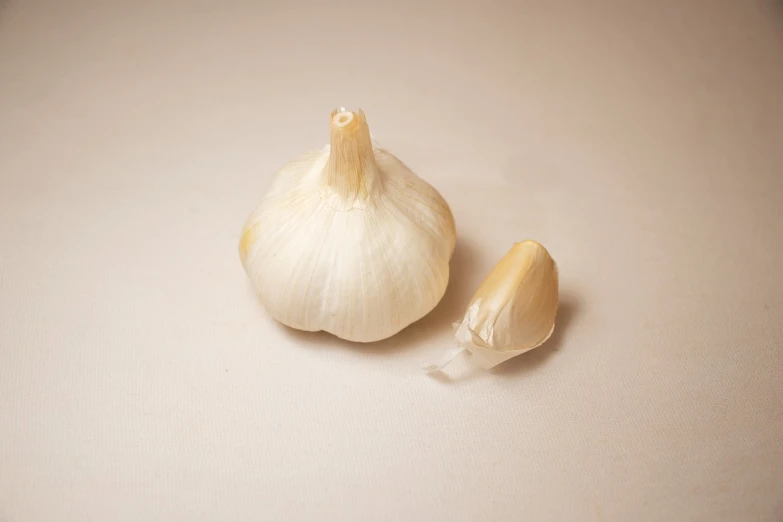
[425, 240, 558, 372]
[239, 108, 456, 343]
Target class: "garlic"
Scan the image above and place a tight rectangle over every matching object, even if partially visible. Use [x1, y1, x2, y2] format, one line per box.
[425, 240, 558, 371]
[239, 108, 456, 343]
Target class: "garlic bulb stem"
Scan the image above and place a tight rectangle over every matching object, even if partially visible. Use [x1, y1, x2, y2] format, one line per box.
[321, 108, 382, 209]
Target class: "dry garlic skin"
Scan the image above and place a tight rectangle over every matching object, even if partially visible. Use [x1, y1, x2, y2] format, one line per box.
[239, 109, 456, 343]
[455, 240, 558, 367]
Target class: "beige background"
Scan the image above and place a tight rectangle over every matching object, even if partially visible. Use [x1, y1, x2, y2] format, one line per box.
[1, 1, 782, 521]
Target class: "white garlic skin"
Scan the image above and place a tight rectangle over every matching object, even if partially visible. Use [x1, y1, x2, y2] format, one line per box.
[239, 109, 456, 343]
[455, 240, 559, 368]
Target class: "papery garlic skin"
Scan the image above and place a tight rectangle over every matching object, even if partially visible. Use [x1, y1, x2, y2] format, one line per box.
[454, 240, 559, 369]
[239, 109, 456, 343]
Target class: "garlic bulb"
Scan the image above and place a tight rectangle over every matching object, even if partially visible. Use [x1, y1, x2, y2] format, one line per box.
[239, 108, 456, 343]
[425, 240, 558, 371]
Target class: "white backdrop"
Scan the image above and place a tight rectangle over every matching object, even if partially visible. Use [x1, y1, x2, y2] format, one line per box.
[1, 1, 782, 521]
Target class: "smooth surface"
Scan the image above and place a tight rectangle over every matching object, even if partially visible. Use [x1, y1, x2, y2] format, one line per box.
[1, 1, 782, 521]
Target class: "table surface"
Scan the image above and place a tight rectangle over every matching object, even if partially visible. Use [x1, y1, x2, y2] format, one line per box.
[2, 1, 782, 521]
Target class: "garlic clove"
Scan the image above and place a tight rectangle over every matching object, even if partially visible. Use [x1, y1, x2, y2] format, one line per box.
[425, 240, 558, 372]
[239, 108, 456, 343]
